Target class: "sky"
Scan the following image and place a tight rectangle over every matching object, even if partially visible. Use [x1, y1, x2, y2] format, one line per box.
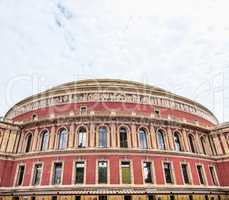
[0, 0, 229, 123]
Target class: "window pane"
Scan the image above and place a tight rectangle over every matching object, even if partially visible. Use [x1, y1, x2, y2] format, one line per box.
[120, 128, 128, 148]
[33, 164, 42, 185]
[174, 133, 182, 151]
[98, 161, 108, 184]
[59, 129, 67, 149]
[189, 135, 195, 153]
[164, 163, 173, 184]
[75, 162, 85, 184]
[25, 134, 32, 153]
[209, 167, 217, 185]
[143, 162, 153, 183]
[157, 130, 165, 150]
[17, 165, 25, 186]
[139, 129, 148, 149]
[197, 165, 205, 185]
[121, 161, 131, 184]
[201, 138, 206, 155]
[41, 131, 49, 151]
[53, 163, 62, 185]
[78, 128, 87, 148]
[181, 164, 190, 184]
[99, 127, 107, 148]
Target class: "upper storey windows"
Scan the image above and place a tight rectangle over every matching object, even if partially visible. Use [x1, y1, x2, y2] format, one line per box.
[157, 129, 166, 150]
[77, 127, 87, 148]
[40, 130, 49, 151]
[139, 128, 148, 149]
[58, 128, 68, 150]
[25, 133, 32, 153]
[119, 127, 128, 148]
[98, 127, 107, 148]
[188, 134, 196, 153]
[19, 124, 216, 157]
[174, 132, 183, 152]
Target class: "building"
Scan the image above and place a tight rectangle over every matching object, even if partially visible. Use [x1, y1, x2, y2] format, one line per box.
[0, 79, 229, 200]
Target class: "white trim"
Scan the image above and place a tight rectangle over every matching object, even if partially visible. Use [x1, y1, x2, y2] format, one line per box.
[161, 160, 176, 185]
[14, 163, 26, 187]
[96, 159, 110, 185]
[30, 161, 44, 186]
[49, 160, 64, 185]
[72, 159, 86, 185]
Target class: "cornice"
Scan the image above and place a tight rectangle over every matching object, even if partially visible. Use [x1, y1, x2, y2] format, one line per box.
[0, 148, 222, 162]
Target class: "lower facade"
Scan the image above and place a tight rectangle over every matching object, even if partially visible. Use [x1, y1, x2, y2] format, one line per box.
[1, 194, 229, 200]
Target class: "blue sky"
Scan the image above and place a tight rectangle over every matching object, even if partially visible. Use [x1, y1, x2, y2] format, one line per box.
[0, 0, 229, 122]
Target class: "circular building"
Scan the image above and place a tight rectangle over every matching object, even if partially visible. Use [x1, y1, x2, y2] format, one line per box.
[0, 79, 228, 200]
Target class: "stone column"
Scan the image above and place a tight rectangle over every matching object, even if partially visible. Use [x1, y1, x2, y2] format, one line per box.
[89, 123, 95, 147]
[68, 123, 75, 149]
[111, 123, 116, 148]
[131, 124, 137, 148]
[0, 129, 10, 152]
[147, 129, 152, 149]
[150, 124, 157, 149]
[212, 134, 223, 155]
[6, 131, 17, 153]
[32, 128, 39, 151]
[127, 127, 132, 148]
[17, 130, 25, 153]
[195, 132, 203, 154]
[49, 126, 56, 150]
[13, 131, 20, 153]
[182, 129, 190, 152]
[205, 136, 213, 155]
[167, 128, 174, 151]
[220, 134, 229, 154]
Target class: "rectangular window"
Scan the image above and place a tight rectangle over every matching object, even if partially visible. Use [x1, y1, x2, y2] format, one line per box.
[32, 164, 42, 185]
[98, 161, 108, 184]
[143, 162, 153, 183]
[16, 165, 25, 186]
[121, 161, 131, 184]
[181, 164, 191, 184]
[75, 196, 81, 200]
[99, 196, 107, 200]
[197, 165, 205, 185]
[124, 196, 132, 200]
[170, 196, 175, 200]
[52, 162, 62, 185]
[148, 196, 156, 200]
[209, 166, 218, 185]
[163, 162, 173, 184]
[75, 161, 85, 184]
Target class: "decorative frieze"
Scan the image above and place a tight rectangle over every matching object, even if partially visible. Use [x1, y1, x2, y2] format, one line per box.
[7, 91, 217, 124]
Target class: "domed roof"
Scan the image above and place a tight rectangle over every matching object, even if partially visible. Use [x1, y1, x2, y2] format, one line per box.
[4, 79, 218, 125]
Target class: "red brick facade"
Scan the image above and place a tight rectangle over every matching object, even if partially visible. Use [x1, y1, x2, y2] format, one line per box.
[0, 79, 228, 199]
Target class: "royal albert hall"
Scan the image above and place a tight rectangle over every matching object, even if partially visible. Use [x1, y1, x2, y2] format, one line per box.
[0, 79, 229, 200]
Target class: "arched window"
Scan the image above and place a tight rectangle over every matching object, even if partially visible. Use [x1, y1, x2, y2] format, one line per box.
[120, 127, 128, 148]
[188, 134, 196, 153]
[200, 137, 206, 155]
[58, 128, 67, 150]
[78, 127, 87, 148]
[157, 129, 166, 150]
[139, 128, 148, 149]
[99, 127, 107, 148]
[40, 130, 49, 151]
[174, 132, 182, 151]
[25, 133, 32, 153]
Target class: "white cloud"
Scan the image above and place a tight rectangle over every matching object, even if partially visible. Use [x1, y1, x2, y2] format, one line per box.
[0, 0, 229, 122]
